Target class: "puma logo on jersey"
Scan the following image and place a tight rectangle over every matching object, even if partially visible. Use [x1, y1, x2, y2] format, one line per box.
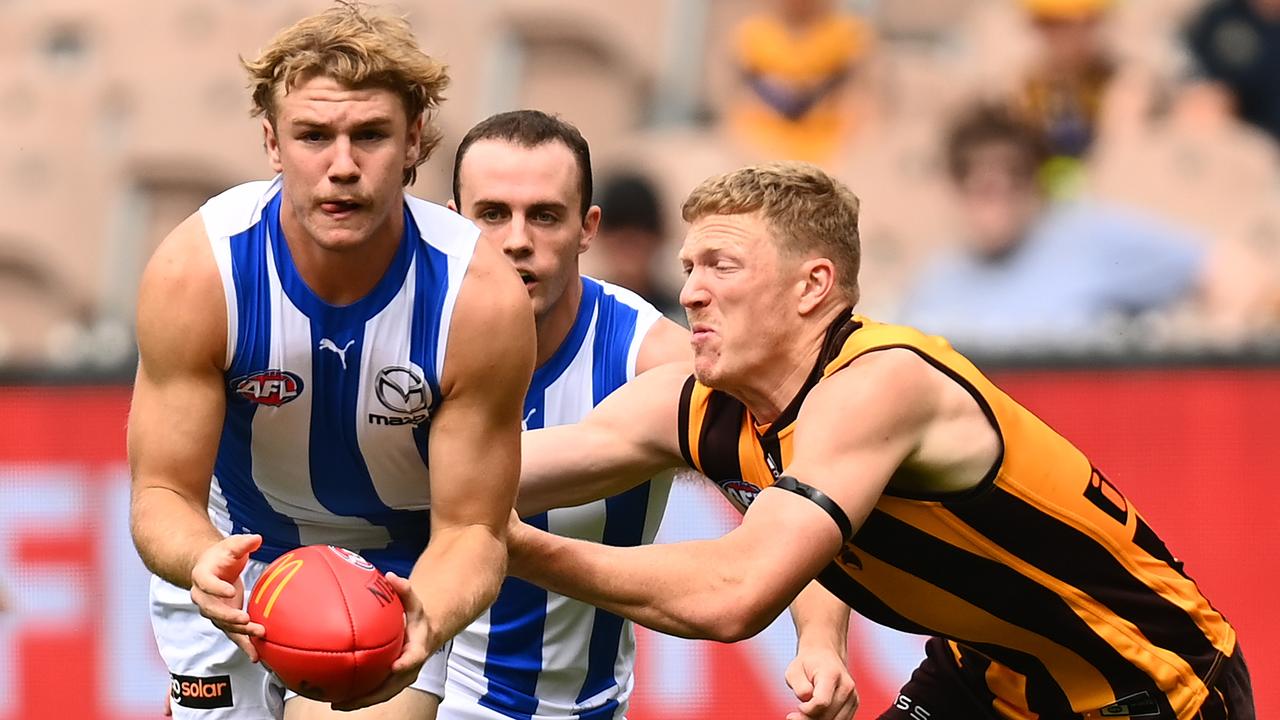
[319, 338, 355, 369]
[522, 408, 537, 430]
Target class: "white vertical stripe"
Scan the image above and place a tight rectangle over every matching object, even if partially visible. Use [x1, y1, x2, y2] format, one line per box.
[434, 251, 472, 384]
[357, 255, 432, 510]
[208, 236, 238, 371]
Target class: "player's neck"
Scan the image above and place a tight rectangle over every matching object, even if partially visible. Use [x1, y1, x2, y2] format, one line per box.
[534, 276, 584, 369]
[279, 204, 404, 307]
[733, 310, 844, 425]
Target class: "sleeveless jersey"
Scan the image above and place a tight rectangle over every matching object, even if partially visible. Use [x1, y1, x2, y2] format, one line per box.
[201, 177, 478, 577]
[444, 277, 670, 720]
[677, 314, 1237, 719]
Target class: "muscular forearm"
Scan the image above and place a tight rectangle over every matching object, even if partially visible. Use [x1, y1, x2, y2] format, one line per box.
[409, 525, 508, 648]
[509, 524, 772, 641]
[515, 467, 656, 517]
[130, 484, 224, 588]
[790, 580, 850, 659]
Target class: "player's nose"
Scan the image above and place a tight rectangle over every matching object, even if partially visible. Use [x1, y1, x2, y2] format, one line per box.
[679, 269, 710, 309]
[327, 137, 360, 183]
[501, 216, 534, 256]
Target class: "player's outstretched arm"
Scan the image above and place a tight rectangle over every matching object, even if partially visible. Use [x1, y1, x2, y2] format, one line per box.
[516, 361, 689, 516]
[509, 349, 937, 642]
[128, 215, 265, 658]
[634, 316, 692, 374]
[413, 237, 536, 644]
[786, 582, 857, 720]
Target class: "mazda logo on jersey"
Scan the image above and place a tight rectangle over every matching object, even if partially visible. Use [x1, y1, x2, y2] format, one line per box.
[231, 370, 304, 407]
[370, 365, 431, 426]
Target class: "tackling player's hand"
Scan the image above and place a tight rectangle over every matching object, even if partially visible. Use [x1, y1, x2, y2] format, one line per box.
[784, 645, 859, 720]
[190, 533, 265, 662]
[330, 571, 432, 711]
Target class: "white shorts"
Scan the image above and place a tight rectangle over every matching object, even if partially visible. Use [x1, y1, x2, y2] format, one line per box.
[150, 558, 449, 719]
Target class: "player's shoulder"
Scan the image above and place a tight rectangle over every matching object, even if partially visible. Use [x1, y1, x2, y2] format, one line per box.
[404, 193, 481, 257]
[199, 177, 282, 242]
[588, 276, 660, 313]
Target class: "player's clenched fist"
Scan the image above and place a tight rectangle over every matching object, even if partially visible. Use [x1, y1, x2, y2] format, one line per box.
[190, 533, 266, 661]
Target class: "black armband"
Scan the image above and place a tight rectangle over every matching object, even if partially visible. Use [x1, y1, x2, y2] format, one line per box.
[772, 475, 853, 543]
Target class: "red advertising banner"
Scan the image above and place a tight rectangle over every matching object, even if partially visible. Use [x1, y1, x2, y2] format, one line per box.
[0, 370, 1275, 719]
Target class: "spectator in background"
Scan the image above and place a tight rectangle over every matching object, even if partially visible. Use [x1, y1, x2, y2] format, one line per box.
[727, 0, 873, 164]
[1182, 0, 1280, 145]
[897, 103, 1205, 351]
[590, 174, 683, 320]
[1014, 0, 1117, 192]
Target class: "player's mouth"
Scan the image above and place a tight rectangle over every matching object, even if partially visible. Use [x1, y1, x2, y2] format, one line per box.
[690, 322, 716, 343]
[516, 269, 537, 289]
[319, 199, 363, 218]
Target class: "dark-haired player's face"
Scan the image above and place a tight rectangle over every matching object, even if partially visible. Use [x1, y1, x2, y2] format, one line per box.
[455, 139, 599, 323]
[678, 212, 795, 390]
[264, 75, 420, 253]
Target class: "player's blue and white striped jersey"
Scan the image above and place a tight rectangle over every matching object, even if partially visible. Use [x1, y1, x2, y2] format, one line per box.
[443, 277, 671, 720]
[201, 177, 478, 578]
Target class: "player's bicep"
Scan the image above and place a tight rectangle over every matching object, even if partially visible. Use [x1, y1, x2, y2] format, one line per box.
[783, 351, 937, 540]
[127, 215, 228, 502]
[711, 487, 847, 633]
[428, 243, 535, 533]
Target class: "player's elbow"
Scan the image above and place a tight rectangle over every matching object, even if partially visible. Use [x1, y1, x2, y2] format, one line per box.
[696, 587, 778, 643]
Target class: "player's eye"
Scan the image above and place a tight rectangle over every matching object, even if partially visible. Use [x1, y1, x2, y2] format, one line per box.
[478, 208, 507, 223]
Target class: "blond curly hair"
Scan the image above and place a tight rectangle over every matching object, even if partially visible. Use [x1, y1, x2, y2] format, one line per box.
[241, 2, 448, 185]
[682, 161, 862, 305]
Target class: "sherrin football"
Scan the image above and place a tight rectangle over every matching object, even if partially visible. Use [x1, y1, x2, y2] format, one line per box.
[247, 545, 405, 703]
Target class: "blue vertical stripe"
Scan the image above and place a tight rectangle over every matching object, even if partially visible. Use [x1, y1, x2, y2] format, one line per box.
[268, 200, 430, 578]
[479, 385, 551, 720]
[479, 280, 600, 719]
[577, 287, 646, 707]
[216, 210, 300, 557]
[409, 217, 449, 469]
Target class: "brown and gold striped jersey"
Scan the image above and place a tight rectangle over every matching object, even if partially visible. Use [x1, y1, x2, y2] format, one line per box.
[677, 314, 1237, 719]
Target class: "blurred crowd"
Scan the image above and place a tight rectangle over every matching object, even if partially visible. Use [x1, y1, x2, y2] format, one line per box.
[3, 0, 1280, 369]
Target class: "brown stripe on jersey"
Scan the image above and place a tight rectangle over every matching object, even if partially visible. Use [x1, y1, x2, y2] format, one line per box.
[1133, 514, 1191, 581]
[853, 509, 1175, 716]
[814, 564, 937, 637]
[678, 375, 697, 470]
[945, 485, 1227, 680]
[696, 390, 747, 483]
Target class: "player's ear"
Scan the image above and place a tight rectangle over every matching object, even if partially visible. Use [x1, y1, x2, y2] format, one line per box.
[404, 113, 424, 168]
[796, 258, 836, 315]
[446, 198, 459, 213]
[579, 205, 601, 255]
[263, 118, 283, 173]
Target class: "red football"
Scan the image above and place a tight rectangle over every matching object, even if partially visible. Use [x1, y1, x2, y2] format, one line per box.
[247, 545, 405, 703]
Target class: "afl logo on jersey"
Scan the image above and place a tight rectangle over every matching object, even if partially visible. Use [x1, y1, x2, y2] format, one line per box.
[721, 480, 762, 510]
[369, 365, 431, 426]
[231, 370, 304, 407]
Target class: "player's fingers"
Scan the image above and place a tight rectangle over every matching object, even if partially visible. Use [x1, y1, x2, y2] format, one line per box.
[221, 533, 263, 558]
[835, 687, 860, 720]
[384, 572, 421, 612]
[190, 571, 238, 598]
[784, 661, 812, 697]
[389, 640, 428, 673]
[227, 630, 260, 663]
[809, 670, 836, 708]
[192, 588, 249, 622]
